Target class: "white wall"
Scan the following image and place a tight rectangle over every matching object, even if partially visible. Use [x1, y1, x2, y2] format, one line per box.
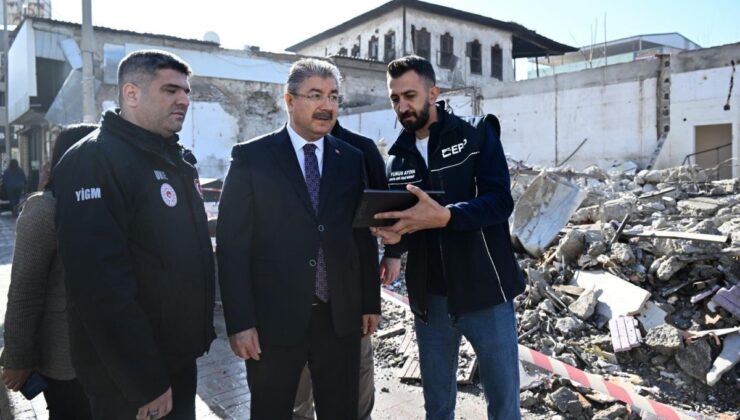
[8, 22, 36, 122]
[179, 101, 239, 179]
[658, 65, 740, 176]
[340, 107, 401, 145]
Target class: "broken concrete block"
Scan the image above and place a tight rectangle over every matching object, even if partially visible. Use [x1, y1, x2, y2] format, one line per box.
[570, 270, 651, 319]
[645, 324, 683, 356]
[556, 229, 586, 263]
[587, 241, 608, 257]
[636, 301, 668, 331]
[711, 284, 740, 319]
[677, 197, 722, 217]
[548, 387, 580, 415]
[520, 309, 539, 331]
[706, 332, 740, 386]
[609, 316, 641, 352]
[643, 170, 664, 184]
[593, 404, 628, 420]
[609, 242, 635, 265]
[600, 198, 636, 223]
[553, 285, 585, 296]
[555, 316, 584, 336]
[656, 256, 687, 281]
[675, 339, 713, 382]
[511, 173, 587, 258]
[568, 289, 597, 320]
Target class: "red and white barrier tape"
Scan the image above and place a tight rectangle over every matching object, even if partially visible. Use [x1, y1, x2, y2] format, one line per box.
[380, 288, 700, 420]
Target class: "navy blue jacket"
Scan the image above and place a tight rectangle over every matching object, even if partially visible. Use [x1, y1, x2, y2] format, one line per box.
[385, 103, 525, 319]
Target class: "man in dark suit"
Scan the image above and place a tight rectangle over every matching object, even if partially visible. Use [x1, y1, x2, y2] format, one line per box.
[293, 121, 401, 420]
[217, 58, 380, 420]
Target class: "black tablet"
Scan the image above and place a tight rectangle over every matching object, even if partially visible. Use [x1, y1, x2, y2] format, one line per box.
[352, 189, 445, 227]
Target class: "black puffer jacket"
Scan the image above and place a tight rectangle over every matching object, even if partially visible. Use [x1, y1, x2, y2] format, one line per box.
[385, 102, 525, 320]
[54, 110, 215, 404]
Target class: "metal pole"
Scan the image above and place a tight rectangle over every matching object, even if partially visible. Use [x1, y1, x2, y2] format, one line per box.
[3, 0, 10, 166]
[81, 0, 95, 122]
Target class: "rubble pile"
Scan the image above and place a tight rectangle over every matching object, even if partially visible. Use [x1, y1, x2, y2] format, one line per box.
[376, 163, 739, 419]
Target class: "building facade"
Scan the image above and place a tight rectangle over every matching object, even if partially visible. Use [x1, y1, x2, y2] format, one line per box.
[287, 0, 575, 89]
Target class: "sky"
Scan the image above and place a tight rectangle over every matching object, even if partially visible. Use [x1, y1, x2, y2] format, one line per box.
[48, 0, 740, 53]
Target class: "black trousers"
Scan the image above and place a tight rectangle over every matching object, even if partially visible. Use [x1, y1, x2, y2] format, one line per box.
[247, 301, 361, 420]
[84, 360, 197, 420]
[40, 376, 92, 420]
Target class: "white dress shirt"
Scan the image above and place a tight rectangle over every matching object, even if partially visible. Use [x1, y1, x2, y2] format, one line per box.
[287, 123, 324, 178]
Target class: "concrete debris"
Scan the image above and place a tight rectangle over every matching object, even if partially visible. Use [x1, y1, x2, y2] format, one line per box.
[706, 332, 740, 386]
[675, 339, 713, 381]
[379, 162, 740, 419]
[636, 301, 668, 331]
[556, 229, 587, 263]
[593, 403, 628, 420]
[644, 324, 683, 356]
[568, 288, 598, 320]
[711, 284, 740, 318]
[511, 173, 587, 258]
[570, 270, 651, 319]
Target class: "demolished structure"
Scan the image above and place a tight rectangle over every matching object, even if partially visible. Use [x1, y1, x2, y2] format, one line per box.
[379, 162, 739, 419]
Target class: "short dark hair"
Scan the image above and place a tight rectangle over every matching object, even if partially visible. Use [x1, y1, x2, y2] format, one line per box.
[117, 50, 192, 102]
[387, 55, 436, 86]
[45, 124, 98, 191]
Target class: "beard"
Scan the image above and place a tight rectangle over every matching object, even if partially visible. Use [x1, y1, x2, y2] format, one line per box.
[399, 101, 431, 132]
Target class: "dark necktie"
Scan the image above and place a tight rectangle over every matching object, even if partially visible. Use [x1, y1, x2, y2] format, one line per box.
[303, 143, 329, 302]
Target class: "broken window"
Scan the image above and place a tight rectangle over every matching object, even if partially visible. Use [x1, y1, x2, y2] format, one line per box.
[466, 40, 482, 75]
[491, 44, 503, 80]
[384, 31, 396, 62]
[439, 33, 454, 69]
[368, 36, 379, 61]
[412, 27, 431, 61]
[352, 36, 361, 57]
[338, 47, 348, 56]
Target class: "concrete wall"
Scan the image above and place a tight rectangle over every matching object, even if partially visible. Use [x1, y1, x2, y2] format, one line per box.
[341, 42, 740, 175]
[658, 43, 740, 177]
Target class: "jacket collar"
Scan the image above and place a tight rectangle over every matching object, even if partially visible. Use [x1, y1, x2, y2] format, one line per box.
[101, 109, 184, 166]
[389, 101, 459, 156]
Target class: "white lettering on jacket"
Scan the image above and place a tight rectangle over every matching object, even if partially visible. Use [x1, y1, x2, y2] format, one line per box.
[441, 139, 467, 158]
[75, 187, 101, 202]
[389, 169, 416, 182]
[154, 170, 168, 181]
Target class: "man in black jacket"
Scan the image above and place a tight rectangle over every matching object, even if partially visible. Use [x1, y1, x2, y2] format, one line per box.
[55, 50, 215, 420]
[374, 56, 524, 419]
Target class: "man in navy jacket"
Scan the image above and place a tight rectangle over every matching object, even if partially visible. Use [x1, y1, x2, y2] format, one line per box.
[374, 56, 524, 420]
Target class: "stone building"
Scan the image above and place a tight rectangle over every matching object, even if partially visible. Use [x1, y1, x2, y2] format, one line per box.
[286, 0, 576, 89]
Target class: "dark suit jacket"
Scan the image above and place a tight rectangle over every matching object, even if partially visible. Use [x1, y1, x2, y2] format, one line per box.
[217, 126, 380, 347]
[331, 122, 387, 191]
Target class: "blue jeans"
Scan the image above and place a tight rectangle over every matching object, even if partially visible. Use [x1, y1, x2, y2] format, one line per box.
[415, 294, 520, 420]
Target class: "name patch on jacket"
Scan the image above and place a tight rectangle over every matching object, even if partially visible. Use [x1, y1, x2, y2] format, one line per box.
[75, 187, 101, 202]
[154, 170, 168, 181]
[442, 139, 467, 158]
[389, 169, 416, 182]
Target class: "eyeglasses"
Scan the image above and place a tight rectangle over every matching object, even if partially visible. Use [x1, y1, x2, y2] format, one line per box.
[290, 92, 342, 105]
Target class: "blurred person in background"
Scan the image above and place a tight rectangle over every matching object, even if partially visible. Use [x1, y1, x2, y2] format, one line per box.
[1, 124, 97, 419]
